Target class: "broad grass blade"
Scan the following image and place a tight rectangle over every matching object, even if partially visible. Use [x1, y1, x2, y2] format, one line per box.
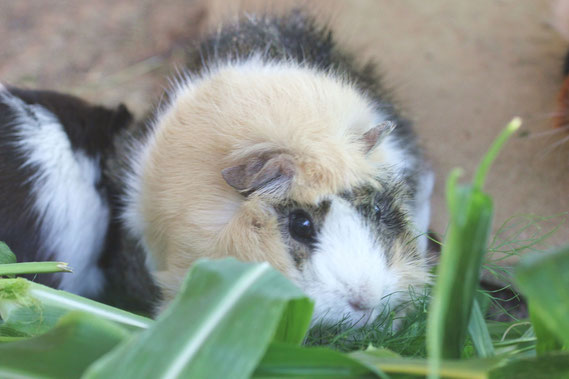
[0, 278, 151, 337]
[488, 352, 569, 378]
[84, 258, 313, 379]
[254, 342, 385, 378]
[427, 119, 520, 377]
[515, 245, 569, 351]
[0, 311, 129, 378]
[351, 348, 496, 378]
[529, 307, 563, 354]
[427, 176, 494, 364]
[350, 349, 569, 378]
[273, 297, 314, 345]
[0, 242, 16, 265]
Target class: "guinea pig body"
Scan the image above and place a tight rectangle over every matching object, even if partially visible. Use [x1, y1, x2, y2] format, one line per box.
[116, 12, 434, 326]
[0, 85, 132, 297]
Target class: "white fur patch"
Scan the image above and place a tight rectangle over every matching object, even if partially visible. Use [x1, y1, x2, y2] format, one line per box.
[293, 197, 400, 327]
[374, 134, 413, 174]
[413, 169, 435, 255]
[2, 91, 108, 297]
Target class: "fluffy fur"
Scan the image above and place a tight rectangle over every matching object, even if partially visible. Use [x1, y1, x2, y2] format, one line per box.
[114, 12, 434, 325]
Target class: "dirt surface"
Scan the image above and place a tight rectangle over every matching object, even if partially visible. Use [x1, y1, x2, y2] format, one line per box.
[1, 0, 568, 274]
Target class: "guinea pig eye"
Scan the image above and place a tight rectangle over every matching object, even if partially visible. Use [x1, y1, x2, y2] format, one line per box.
[373, 204, 382, 220]
[288, 210, 316, 244]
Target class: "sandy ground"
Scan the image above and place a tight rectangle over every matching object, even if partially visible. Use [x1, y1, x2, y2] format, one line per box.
[1, 0, 568, 275]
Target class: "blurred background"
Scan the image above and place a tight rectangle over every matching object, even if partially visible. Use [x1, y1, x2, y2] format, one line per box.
[1, 0, 568, 273]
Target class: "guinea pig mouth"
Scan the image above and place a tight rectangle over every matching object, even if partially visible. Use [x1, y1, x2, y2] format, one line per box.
[310, 303, 382, 329]
[347, 300, 376, 327]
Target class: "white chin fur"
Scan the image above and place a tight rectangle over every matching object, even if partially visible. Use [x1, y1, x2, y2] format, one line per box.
[292, 197, 401, 328]
[4, 92, 108, 297]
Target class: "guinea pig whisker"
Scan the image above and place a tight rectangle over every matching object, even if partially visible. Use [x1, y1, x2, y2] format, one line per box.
[527, 125, 569, 138]
[541, 133, 569, 156]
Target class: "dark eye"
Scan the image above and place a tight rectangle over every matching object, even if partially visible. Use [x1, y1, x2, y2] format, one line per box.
[373, 204, 382, 220]
[288, 210, 316, 244]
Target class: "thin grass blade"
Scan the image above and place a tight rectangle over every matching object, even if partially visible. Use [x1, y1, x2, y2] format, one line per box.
[473, 117, 521, 190]
[0, 261, 72, 276]
[468, 299, 495, 358]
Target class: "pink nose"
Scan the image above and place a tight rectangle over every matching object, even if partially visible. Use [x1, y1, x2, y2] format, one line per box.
[349, 300, 371, 311]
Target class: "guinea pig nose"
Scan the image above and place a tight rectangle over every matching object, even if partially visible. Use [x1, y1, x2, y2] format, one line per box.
[349, 300, 371, 312]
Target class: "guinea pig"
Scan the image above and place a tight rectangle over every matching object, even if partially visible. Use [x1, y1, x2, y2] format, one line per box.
[0, 84, 132, 297]
[112, 11, 435, 327]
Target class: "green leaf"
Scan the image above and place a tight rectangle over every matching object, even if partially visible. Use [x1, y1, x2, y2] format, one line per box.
[488, 352, 569, 378]
[0, 242, 16, 265]
[0, 311, 129, 378]
[273, 296, 314, 345]
[468, 299, 495, 358]
[349, 350, 569, 378]
[84, 258, 313, 379]
[351, 348, 496, 378]
[515, 244, 569, 351]
[0, 278, 152, 337]
[473, 117, 521, 190]
[254, 342, 385, 378]
[530, 307, 563, 355]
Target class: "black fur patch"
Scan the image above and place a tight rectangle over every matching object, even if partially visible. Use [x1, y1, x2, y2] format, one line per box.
[0, 87, 132, 290]
[7, 87, 132, 157]
[340, 181, 413, 264]
[99, 112, 163, 313]
[275, 179, 414, 270]
[0, 91, 50, 285]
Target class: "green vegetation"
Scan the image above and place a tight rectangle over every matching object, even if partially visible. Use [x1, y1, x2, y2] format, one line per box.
[1, 118, 568, 378]
[0, 241, 72, 276]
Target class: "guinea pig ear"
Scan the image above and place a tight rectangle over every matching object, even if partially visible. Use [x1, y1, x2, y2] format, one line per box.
[221, 152, 296, 197]
[361, 120, 396, 154]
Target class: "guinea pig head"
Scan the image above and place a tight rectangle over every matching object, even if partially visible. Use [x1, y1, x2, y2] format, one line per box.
[132, 63, 432, 327]
[220, 145, 429, 328]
